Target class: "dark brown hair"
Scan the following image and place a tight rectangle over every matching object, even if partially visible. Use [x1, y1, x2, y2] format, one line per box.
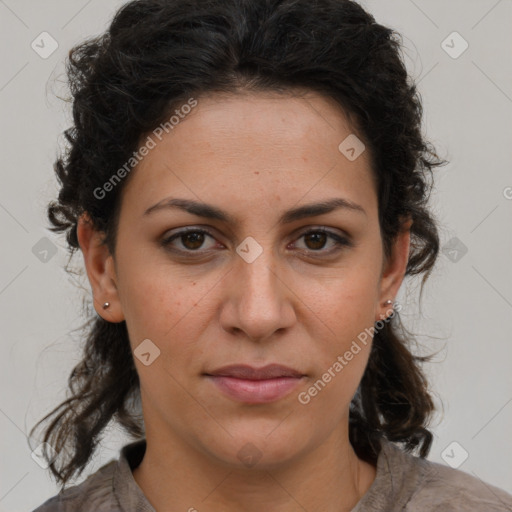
[30, 0, 447, 489]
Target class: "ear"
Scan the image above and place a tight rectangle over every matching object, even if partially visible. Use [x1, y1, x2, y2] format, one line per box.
[376, 216, 413, 322]
[76, 213, 125, 323]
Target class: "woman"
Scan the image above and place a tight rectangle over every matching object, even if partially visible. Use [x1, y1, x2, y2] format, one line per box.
[31, 0, 512, 510]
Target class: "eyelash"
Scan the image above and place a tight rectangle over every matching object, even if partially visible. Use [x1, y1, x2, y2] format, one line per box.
[160, 227, 352, 257]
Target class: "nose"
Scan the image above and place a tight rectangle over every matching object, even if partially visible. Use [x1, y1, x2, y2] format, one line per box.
[219, 242, 296, 342]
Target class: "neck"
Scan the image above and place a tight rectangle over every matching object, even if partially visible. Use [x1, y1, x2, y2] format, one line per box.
[132, 422, 376, 512]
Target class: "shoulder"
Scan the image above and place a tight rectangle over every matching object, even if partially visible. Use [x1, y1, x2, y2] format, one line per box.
[376, 440, 512, 511]
[408, 458, 512, 511]
[31, 459, 118, 512]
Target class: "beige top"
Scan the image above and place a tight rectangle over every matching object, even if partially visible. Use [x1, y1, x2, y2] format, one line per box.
[33, 438, 512, 511]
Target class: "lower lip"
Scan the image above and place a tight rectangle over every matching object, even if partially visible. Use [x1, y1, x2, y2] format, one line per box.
[206, 375, 304, 403]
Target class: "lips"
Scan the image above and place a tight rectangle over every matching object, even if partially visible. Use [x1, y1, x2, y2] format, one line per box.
[204, 364, 305, 403]
[205, 364, 304, 380]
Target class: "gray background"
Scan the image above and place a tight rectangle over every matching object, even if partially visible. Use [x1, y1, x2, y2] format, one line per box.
[1, 0, 511, 510]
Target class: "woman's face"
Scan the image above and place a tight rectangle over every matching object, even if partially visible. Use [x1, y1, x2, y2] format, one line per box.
[80, 91, 410, 468]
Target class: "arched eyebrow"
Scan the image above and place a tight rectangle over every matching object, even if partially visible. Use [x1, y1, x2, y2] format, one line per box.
[143, 197, 366, 226]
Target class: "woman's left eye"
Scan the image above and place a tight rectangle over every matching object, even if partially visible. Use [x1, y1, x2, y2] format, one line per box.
[161, 227, 351, 255]
[293, 228, 351, 254]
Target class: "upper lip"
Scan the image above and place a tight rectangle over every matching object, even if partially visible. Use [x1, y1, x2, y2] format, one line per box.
[205, 364, 304, 380]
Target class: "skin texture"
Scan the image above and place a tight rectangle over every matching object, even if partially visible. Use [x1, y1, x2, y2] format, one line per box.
[77, 91, 412, 512]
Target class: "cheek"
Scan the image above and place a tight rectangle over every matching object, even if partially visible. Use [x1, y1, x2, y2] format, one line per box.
[307, 267, 380, 337]
[299, 281, 375, 411]
[116, 261, 219, 370]
[297, 261, 379, 398]
[299, 347, 370, 423]
[115, 256, 189, 344]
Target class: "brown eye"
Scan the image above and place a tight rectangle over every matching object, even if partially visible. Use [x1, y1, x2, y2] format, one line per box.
[161, 228, 218, 253]
[303, 231, 328, 250]
[181, 231, 206, 250]
[293, 228, 352, 255]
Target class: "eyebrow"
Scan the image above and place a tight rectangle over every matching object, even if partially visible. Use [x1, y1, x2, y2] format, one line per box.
[143, 196, 366, 225]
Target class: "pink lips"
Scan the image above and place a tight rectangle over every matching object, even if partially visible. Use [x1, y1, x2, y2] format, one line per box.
[204, 364, 305, 403]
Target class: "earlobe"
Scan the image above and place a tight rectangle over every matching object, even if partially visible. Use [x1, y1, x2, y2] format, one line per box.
[76, 213, 125, 323]
[376, 217, 413, 321]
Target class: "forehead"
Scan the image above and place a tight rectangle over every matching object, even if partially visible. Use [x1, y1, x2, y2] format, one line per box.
[172, 90, 358, 154]
[119, 91, 377, 221]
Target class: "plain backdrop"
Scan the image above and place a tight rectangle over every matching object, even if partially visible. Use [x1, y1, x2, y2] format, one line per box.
[0, 0, 511, 510]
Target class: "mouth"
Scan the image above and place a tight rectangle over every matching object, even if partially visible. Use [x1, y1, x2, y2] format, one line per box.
[204, 364, 306, 404]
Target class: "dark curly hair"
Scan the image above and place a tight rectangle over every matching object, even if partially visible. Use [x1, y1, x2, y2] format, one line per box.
[29, 0, 447, 489]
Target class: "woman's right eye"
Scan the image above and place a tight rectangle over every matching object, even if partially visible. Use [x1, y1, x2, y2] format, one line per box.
[161, 228, 219, 253]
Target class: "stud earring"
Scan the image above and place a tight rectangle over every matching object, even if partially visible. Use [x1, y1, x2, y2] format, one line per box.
[102, 302, 110, 309]
[384, 299, 393, 306]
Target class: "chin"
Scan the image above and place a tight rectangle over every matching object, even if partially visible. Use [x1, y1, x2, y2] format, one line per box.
[200, 426, 309, 471]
